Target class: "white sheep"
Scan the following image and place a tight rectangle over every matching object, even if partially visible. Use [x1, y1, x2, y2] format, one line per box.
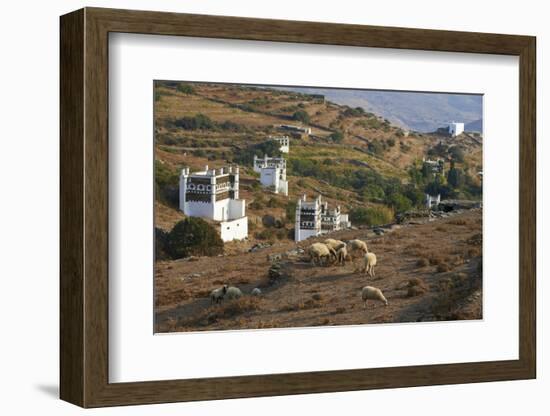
[251, 288, 262, 296]
[361, 286, 388, 308]
[336, 246, 348, 266]
[324, 238, 346, 251]
[348, 239, 369, 259]
[224, 286, 243, 300]
[363, 252, 377, 278]
[210, 285, 227, 304]
[308, 242, 337, 266]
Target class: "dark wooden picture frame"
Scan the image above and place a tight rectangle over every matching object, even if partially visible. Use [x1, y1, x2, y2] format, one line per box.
[60, 7, 536, 408]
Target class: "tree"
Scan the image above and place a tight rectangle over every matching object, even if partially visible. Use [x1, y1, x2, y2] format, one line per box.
[447, 166, 465, 188]
[449, 146, 465, 163]
[292, 109, 310, 124]
[285, 200, 297, 222]
[388, 193, 413, 213]
[329, 130, 344, 143]
[166, 218, 224, 259]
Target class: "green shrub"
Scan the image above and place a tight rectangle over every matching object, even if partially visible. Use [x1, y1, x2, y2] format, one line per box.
[349, 205, 394, 226]
[292, 109, 310, 124]
[166, 218, 223, 259]
[176, 83, 195, 94]
[155, 227, 170, 261]
[285, 200, 297, 222]
[154, 161, 179, 208]
[329, 130, 344, 143]
[387, 193, 413, 214]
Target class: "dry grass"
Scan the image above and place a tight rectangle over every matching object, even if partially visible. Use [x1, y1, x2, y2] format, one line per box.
[155, 209, 483, 332]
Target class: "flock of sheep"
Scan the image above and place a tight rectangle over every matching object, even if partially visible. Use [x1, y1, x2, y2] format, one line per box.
[209, 236, 388, 310]
[308, 238, 388, 308]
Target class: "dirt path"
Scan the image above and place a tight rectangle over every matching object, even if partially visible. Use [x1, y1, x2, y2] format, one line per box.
[155, 209, 482, 332]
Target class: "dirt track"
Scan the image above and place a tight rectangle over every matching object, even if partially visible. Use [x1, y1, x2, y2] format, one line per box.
[155, 209, 482, 333]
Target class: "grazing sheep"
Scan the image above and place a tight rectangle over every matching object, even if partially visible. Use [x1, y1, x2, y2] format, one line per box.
[336, 246, 348, 266]
[210, 285, 228, 304]
[308, 243, 337, 266]
[251, 288, 262, 296]
[324, 238, 346, 251]
[348, 239, 369, 259]
[225, 286, 243, 300]
[363, 252, 377, 278]
[361, 286, 388, 308]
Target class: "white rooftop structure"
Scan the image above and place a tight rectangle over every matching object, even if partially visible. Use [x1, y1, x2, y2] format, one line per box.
[449, 122, 464, 137]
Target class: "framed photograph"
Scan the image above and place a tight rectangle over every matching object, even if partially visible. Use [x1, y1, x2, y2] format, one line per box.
[60, 7, 536, 408]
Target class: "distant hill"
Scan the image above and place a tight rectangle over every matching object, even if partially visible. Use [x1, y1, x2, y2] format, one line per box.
[271, 87, 482, 133]
[465, 118, 483, 133]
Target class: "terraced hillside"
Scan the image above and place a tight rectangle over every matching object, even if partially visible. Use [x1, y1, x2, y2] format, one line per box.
[153, 81, 483, 331]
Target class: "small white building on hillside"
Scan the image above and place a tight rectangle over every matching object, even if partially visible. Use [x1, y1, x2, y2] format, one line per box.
[179, 165, 248, 242]
[278, 124, 312, 135]
[425, 193, 441, 209]
[449, 122, 465, 137]
[295, 195, 351, 242]
[270, 135, 290, 153]
[422, 157, 445, 174]
[253, 155, 288, 195]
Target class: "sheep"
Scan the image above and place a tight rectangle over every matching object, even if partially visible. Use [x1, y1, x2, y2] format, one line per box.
[363, 252, 377, 278]
[324, 238, 346, 251]
[224, 286, 243, 300]
[308, 242, 337, 266]
[348, 239, 369, 259]
[251, 288, 262, 296]
[210, 285, 228, 304]
[336, 246, 348, 266]
[361, 286, 388, 308]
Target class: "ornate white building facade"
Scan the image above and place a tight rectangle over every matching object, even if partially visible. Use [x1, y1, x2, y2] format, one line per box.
[253, 155, 288, 196]
[294, 195, 351, 241]
[179, 165, 248, 242]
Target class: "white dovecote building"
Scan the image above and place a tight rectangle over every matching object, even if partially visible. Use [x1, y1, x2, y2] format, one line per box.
[295, 195, 322, 241]
[295, 195, 351, 241]
[253, 155, 289, 196]
[320, 201, 351, 233]
[425, 193, 441, 209]
[179, 165, 248, 242]
[270, 135, 290, 153]
[448, 122, 465, 137]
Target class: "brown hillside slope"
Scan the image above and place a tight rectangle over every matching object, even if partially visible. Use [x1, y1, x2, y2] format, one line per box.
[155, 208, 482, 332]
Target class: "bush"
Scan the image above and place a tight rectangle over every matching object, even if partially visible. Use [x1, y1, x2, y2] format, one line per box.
[166, 218, 223, 259]
[154, 161, 179, 207]
[387, 193, 412, 213]
[449, 146, 465, 163]
[155, 227, 170, 261]
[349, 205, 394, 226]
[329, 130, 344, 143]
[176, 83, 195, 94]
[285, 200, 297, 222]
[292, 109, 310, 124]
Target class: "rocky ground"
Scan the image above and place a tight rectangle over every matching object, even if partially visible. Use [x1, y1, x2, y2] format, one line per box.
[155, 208, 482, 333]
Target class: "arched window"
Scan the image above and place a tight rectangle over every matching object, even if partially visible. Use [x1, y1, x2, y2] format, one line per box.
[197, 184, 204, 191]
[188, 183, 195, 190]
